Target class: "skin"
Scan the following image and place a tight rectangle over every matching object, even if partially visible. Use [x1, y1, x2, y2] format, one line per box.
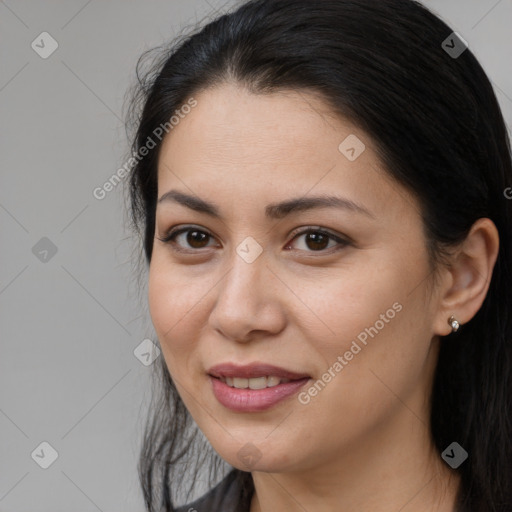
[148, 82, 499, 512]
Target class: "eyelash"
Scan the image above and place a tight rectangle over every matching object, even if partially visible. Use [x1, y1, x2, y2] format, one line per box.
[156, 225, 351, 255]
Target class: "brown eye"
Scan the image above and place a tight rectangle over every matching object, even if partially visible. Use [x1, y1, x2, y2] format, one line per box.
[184, 230, 210, 248]
[157, 226, 217, 252]
[157, 225, 350, 255]
[303, 232, 330, 251]
[286, 228, 350, 253]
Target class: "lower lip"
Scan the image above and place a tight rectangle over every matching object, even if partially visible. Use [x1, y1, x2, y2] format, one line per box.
[210, 376, 310, 412]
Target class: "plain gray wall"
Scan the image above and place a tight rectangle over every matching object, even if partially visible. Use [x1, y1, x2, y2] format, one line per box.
[1, 1, 511, 511]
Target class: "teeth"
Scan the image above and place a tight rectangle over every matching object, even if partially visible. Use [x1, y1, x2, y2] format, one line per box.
[266, 376, 281, 387]
[248, 377, 267, 390]
[233, 377, 249, 388]
[220, 376, 292, 389]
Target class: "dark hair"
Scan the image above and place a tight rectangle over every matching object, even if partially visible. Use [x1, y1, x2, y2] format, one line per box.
[125, 0, 512, 510]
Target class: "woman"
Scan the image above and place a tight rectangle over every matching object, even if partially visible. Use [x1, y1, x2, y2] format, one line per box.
[125, 0, 512, 510]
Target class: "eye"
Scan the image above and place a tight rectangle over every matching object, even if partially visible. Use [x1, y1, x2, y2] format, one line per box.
[156, 225, 217, 253]
[156, 225, 351, 254]
[285, 227, 351, 254]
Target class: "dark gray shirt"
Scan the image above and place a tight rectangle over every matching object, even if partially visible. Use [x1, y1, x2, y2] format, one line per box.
[175, 470, 251, 512]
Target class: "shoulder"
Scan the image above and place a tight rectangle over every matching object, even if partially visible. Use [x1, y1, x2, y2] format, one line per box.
[175, 470, 249, 512]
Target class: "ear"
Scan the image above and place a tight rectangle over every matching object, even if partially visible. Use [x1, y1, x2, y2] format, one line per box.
[433, 218, 499, 336]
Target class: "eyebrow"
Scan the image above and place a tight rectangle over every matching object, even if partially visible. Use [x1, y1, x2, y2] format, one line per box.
[157, 190, 374, 219]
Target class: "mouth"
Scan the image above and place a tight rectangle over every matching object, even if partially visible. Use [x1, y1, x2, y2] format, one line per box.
[207, 363, 311, 412]
[217, 375, 293, 389]
[208, 362, 310, 381]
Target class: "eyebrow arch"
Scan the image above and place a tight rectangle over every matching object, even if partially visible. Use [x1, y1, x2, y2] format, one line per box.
[157, 190, 374, 219]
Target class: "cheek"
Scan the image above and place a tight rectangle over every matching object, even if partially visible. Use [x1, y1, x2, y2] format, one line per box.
[303, 256, 430, 401]
[306, 259, 404, 346]
[147, 259, 204, 372]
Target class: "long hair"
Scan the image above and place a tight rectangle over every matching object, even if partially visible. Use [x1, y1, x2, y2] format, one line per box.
[125, 1, 512, 510]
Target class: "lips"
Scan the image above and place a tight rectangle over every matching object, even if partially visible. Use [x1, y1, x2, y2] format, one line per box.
[207, 363, 311, 412]
[207, 363, 310, 381]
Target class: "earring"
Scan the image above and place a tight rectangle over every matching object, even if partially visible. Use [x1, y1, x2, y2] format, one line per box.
[448, 315, 460, 332]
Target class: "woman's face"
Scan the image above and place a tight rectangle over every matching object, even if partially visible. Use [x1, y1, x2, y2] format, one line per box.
[148, 83, 446, 473]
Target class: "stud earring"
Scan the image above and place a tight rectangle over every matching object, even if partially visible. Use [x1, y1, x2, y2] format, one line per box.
[448, 315, 460, 332]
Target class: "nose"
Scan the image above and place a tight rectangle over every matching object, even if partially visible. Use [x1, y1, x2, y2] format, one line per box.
[208, 249, 287, 343]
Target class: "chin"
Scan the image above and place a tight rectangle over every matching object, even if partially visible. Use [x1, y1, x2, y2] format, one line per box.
[210, 436, 297, 474]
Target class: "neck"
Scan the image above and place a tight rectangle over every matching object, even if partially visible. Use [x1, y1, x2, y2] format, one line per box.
[249, 407, 461, 512]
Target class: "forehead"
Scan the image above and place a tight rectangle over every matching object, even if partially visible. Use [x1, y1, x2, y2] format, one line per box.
[156, 83, 405, 221]
[160, 84, 349, 163]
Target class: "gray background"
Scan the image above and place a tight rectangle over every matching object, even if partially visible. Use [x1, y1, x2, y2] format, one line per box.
[1, 1, 511, 511]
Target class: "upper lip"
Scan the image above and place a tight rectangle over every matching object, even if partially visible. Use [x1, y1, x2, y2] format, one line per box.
[208, 363, 310, 380]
